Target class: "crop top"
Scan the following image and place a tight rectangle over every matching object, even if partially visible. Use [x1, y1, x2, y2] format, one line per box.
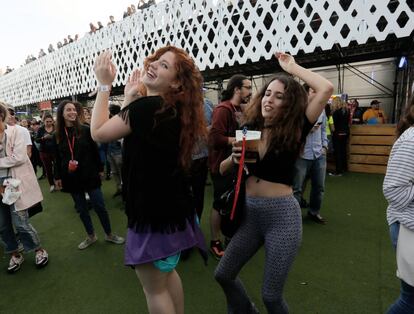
[245, 116, 314, 186]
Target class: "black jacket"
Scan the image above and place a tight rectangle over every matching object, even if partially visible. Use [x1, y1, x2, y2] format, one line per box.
[54, 125, 103, 193]
[35, 126, 56, 153]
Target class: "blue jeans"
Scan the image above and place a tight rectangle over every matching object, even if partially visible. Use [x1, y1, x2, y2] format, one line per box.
[0, 203, 41, 253]
[387, 222, 414, 314]
[71, 188, 112, 236]
[293, 154, 326, 215]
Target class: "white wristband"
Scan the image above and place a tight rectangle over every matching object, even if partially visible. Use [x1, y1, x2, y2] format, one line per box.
[97, 85, 111, 92]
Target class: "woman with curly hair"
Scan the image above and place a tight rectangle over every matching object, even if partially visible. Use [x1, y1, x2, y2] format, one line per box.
[91, 46, 207, 314]
[216, 52, 333, 313]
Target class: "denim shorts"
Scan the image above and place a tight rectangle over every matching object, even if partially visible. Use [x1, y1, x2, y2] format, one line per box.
[153, 252, 181, 273]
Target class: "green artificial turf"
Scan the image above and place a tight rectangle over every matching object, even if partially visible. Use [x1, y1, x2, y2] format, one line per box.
[0, 172, 399, 313]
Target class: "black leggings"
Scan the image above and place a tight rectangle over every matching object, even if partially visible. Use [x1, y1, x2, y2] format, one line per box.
[214, 195, 302, 314]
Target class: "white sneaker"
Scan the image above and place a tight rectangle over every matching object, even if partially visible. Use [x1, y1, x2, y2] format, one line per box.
[78, 236, 98, 250]
[35, 249, 49, 268]
[17, 242, 24, 253]
[105, 234, 125, 245]
[49, 185, 55, 192]
[8, 254, 24, 273]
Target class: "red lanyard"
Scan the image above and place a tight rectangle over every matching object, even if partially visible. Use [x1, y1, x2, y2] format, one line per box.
[64, 127, 75, 160]
[230, 129, 247, 221]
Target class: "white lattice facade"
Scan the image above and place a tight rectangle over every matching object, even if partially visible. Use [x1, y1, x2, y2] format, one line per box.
[0, 0, 413, 106]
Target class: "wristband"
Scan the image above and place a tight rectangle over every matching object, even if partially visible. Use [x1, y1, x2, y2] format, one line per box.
[97, 85, 111, 92]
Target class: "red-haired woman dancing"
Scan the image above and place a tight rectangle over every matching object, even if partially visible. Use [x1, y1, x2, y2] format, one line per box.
[91, 46, 207, 314]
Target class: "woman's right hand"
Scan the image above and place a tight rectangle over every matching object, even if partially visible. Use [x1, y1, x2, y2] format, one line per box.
[231, 141, 243, 164]
[94, 51, 116, 86]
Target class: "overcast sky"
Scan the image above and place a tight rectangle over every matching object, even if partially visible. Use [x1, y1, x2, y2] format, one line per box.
[0, 0, 162, 72]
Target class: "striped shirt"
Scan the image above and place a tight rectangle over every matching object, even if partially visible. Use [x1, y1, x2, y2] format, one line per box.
[383, 127, 414, 231]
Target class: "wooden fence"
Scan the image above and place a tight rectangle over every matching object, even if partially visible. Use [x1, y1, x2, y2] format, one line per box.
[348, 124, 396, 174]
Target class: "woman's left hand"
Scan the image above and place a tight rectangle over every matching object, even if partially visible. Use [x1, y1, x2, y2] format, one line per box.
[124, 69, 144, 105]
[94, 51, 117, 86]
[274, 52, 296, 73]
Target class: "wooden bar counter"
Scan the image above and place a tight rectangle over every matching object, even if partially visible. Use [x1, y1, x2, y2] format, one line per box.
[348, 124, 396, 174]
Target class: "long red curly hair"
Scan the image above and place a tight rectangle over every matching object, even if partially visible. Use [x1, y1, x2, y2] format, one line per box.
[142, 46, 206, 169]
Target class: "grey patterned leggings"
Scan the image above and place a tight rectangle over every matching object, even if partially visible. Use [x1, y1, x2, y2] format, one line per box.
[214, 195, 302, 314]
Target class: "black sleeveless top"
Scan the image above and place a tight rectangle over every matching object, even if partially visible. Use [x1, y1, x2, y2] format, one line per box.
[246, 116, 314, 186]
[120, 96, 195, 233]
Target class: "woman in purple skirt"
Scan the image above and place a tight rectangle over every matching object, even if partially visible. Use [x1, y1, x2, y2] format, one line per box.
[91, 46, 207, 314]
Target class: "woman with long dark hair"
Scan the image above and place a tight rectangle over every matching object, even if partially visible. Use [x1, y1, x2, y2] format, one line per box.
[91, 46, 207, 313]
[53, 100, 124, 250]
[216, 52, 333, 313]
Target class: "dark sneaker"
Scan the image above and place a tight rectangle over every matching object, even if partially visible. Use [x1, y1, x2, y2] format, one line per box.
[35, 249, 49, 268]
[308, 212, 327, 224]
[210, 240, 225, 260]
[8, 253, 24, 273]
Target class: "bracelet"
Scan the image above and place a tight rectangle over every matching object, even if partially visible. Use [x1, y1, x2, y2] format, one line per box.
[97, 85, 111, 92]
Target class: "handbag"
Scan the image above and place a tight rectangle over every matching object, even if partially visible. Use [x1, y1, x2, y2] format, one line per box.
[28, 202, 43, 218]
[218, 127, 247, 238]
[396, 224, 414, 286]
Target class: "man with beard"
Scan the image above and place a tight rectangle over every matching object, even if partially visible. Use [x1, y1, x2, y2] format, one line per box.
[208, 74, 252, 259]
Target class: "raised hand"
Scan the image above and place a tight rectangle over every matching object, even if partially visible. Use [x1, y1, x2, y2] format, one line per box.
[94, 51, 116, 86]
[124, 69, 144, 104]
[274, 52, 296, 73]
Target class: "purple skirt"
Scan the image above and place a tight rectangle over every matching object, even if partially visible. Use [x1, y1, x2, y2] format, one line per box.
[124, 217, 207, 266]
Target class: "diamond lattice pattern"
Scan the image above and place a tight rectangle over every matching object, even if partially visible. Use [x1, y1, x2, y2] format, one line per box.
[0, 0, 413, 106]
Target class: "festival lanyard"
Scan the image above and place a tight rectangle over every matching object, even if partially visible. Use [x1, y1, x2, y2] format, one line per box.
[230, 127, 247, 221]
[64, 127, 75, 160]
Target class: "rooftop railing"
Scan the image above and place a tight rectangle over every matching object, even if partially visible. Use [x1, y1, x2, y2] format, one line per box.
[0, 0, 413, 106]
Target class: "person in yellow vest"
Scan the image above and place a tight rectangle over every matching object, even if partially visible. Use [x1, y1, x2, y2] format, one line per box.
[363, 100, 387, 124]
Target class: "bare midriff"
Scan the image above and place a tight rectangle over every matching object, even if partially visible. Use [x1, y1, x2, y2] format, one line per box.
[246, 175, 292, 198]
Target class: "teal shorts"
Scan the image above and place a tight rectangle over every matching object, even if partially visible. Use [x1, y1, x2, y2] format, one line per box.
[153, 253, 181, 273]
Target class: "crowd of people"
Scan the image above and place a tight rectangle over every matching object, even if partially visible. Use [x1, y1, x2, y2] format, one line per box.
[0, 41, 411, 313]
[0, 46, 335, 313]
[3, 1, 157, 74]
[320, 96, 388, 177]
